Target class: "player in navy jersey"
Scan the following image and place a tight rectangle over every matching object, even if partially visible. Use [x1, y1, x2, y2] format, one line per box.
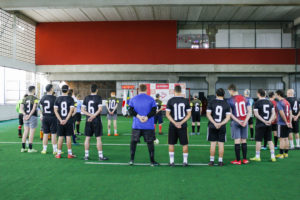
[286, 89, 300, 150]
[206, 88, 231, 167]
[128, 84, 158, 166]
[81, 84, 108, 161]
[54, 85, 76, 159]
[166, 85, 191, 167]
[244, 89, 255, 140]
[250, 89, 276, 162]
[39, 84, 58, 155]
[227, 84, 252, 165]
[275, 90, 292, 159]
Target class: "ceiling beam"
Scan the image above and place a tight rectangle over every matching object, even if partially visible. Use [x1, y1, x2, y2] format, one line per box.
[2, 0, 300, 10]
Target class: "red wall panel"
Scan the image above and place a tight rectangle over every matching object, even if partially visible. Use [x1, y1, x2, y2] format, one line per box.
[36, 21, 296, 65]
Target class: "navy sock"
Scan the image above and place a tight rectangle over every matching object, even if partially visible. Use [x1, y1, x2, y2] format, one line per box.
[197, 126, 200, 132]
[22, 143, 25, 149]
[192, 126, 195, 133]
[29, 143, 32, 150]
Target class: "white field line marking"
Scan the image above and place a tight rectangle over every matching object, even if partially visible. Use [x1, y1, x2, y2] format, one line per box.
[85, 162, 211, 166]
[0, 141, 256, 147]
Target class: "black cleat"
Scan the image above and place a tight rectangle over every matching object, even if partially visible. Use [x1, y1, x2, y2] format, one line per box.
[169, 163, 175, 167]
[208, 161, 214, 166]
[129, 160, 134, 166]
[183, 162, 188, 167]
[83, 156, 89, 161]
[218, 162, 224, 167]
[150, 161, 160, 167]
[296, 147, 300, 150]
[159, 132, 163, 135]
[99, 156, 109, 161]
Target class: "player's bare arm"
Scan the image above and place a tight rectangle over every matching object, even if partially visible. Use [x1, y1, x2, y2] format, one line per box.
[219, 113, 231, 127]
[230, 108, 243, 125]
[64, 106, 75, 125]
[166, 110, 179, 128]
[279, 110, 291, 128]
[254, 109, 268, 125]
[26, 103, 38, 121]
[269, 108, 276, 125]
[206, 111, 218, 128]
[178, 110, 191, 127]
[88, 106, 102, 122]
[54, 107, 63, 124]
[242, 105, 252, 127]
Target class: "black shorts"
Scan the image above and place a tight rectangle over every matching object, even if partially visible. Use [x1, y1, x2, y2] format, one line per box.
[131, 129, 156, 143]
[255, 126, 272, 142]
[207, 126, 226, 142]
[248, 117, 253, 125]
[278, 125, 290, 138]
[42, 116, 57, 134]
[168, 124, 188, 145]
[192, 112, 201, 122]
[57, 121, 74, 137]
[271, 124, 277, 132]
[85, 118, 103, 137]
[154, 115, 163, 124]
[74, 113, 82, 122]
[290, 120, 299, 133]
[19, 114, 23, 125]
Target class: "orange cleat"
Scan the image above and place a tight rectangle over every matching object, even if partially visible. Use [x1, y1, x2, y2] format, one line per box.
[108, 133, 111, 136]
[231, 160, 242, 165]
[114, 133, 119, 136]
[55, 154, 61, 159]
[68, 154, 76, 159]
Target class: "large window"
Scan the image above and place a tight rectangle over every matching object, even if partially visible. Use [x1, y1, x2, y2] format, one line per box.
[177, 21, 294, 49]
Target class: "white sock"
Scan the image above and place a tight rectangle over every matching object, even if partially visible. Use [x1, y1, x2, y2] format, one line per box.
[270, 150, 275, 158]
[85, 150, 89, 157]
[169, 152, 174, 164]
[68, 149, 72, 155]
[183, 153, 188, 163]
[43, 145, 47, 151]
[256, 151, 260, 158]
[108, 129, 111, 134]
[53, 144, 57, 152]
[58, 150, 62, 155]
[218, 157, 223, 162]
[114, 129, 117, 134]
[210, 156, 214, 162]
[98, 151, 103, 158]
[289, 140, 294, 148]
[296, 138, 300, 147]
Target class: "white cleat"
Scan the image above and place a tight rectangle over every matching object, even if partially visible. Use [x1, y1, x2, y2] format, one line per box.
[21, 148, 27, 153]
[28, 149, 38, 153]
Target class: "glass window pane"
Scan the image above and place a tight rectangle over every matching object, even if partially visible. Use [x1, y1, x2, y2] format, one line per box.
[256, 23, 281, 48]
[203, 22, 229, 48]
[230, 22, 255, 48]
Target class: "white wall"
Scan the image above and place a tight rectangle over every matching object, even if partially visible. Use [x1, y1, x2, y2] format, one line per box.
[0, 104, 18, 121]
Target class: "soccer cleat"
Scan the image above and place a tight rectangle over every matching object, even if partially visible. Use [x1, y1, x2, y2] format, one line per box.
[283, 153, 288, 158]
[250, 138, 254, 141]
[41, 150, 47, 154]
[21, 148, 27, 153]
[250, 157, 261, 162]
[107, 133, 111, 136]
[242, 159, 249, 164]
[28, 149, 38, 153]
[114, 133, 119, 136]
[68, 154, 76, 159]
[55, 154, 61, 159]
[190, 132, 195, 136]
[196, 132, 200, 136]
[296, 146, 300, 150]
[231, 160, 242, 165]
[53, 151, 57, 155]
[276, 154, 284, 159]
[271, 157, 276, 162]
[169, 163, 175, 167]
[218, 162, 224, 167]
[150, 161, 160, 167]
[182, 162, 188, 167]
[261, 147, 267, 150]
[274, 146, 278, 150]
[129, 160, 134, 166]
[99, 156, 109, 161]
[159, 132, 163, 135]
[83, 156, 89, 161]
[289, 147, 295, 150]
[208, 161, 214, 166]
[18, 134, 22, 138]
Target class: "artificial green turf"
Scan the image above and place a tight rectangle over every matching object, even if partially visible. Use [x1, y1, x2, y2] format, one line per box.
[0, 116, 300, 200]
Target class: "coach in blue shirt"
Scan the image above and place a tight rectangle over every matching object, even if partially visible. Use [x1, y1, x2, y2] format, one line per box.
[128, 84, 159, 166]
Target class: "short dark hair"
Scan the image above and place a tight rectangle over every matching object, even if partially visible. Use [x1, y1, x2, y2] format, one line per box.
[139, 84, 147, 92]
[216, 88, 225, 97]
[276, 89, 284, 97]
[268, 91, 275, 98]
[68, 89, 73, 95]
[91, 84, 98, 93]
[24, 94, 28, 98]
[46, 84, 53, 92]
[175, 85, 182, 93]
[28, 86, 35, 92]
[61, 85, 69, 93]
[156, 93, 160, 98]
[228, 84, 237, 91]
[257, 89, 266, 97]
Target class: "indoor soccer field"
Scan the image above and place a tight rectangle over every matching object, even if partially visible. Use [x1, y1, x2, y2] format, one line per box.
[1, 116, 299, 200]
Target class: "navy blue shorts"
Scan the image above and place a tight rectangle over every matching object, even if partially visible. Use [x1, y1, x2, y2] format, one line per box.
[154, 115, 163, 124]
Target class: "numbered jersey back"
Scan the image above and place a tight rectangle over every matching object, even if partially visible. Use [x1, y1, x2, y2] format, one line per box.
[166, 97, 191, 125]
[253, 99, 274, 127]
[54, 96, 74, 120]
[107, 97, 118, 113]
[40, 95, 56, 117]
[286, 97, 299, 116]
[277, 99, 291, 125]
[207, 99, 230, 128]
[228, 95, 250, 121]
[191, 99, 202, 114]
[83, 95, 103, 118]
[22, 95, 39, 117]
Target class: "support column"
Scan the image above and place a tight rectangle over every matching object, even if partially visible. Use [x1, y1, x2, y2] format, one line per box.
[282, 74, 290, 91]
[206, 73, 218, 95]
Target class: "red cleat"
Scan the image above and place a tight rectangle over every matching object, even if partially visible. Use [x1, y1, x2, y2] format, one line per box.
[114, 133, 119, 136]
[231, 160, 242, 165]
[107, 133, 111, 136]
[68, 154, 76, 159]
[55, 154, 61, 159]
[242, 159, 249, 164]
